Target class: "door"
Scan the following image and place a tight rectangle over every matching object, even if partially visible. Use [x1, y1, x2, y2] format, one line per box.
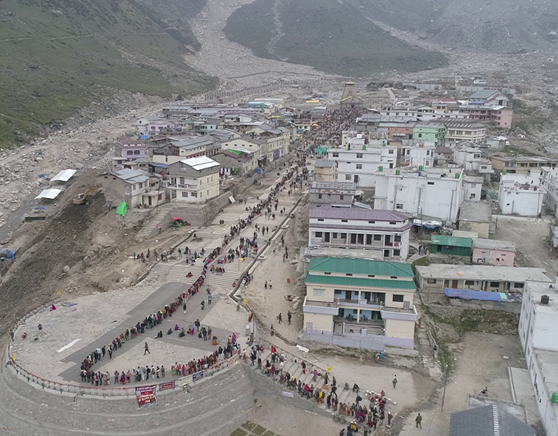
[451, 280, 458, 288]
[324, 233, 330, 243]
[354, 174, 359, 183]
[383, 250, 390, 258]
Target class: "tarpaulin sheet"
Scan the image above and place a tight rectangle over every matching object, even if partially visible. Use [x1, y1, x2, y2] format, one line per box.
[444, 288, 502, 301]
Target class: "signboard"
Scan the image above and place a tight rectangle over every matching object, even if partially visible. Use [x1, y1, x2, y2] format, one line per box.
[192, 371, 204, 382]
[158, 381, 175, 392]
[177, 375, 192, 387]
[136, 385, 157, 408]
[282, 391, 294, 398]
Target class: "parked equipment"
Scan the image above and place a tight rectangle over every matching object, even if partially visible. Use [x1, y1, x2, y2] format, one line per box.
[73, 185, 100, 205]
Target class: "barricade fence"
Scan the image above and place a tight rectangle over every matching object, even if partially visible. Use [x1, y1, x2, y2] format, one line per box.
[5, 301, 241, 397]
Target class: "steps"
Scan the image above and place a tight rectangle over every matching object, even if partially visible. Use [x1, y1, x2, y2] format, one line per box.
[135, 204, 174, 241]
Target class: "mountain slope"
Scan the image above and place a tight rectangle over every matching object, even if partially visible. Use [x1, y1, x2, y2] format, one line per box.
[223, 0, 448, 77]
[349, 0, 558, 53]
[0, 0, 215, 147]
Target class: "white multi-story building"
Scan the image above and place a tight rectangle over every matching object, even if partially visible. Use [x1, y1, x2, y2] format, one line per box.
[499, 171, 544, 216]
[166, 156, 220, 203]
[374, 167, 464, 224]
[541, 166, 558, 217]
[328, 145, 398, 187]
[400, 140, 435, 169]
[462, 175, 483, 202]
[308, 207, 412, 259]
[452, 143, 493, 174]
[442, 119, 487, 144]
[518, 280, 558, 436]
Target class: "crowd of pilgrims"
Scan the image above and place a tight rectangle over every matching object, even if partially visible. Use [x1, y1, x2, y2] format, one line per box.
[247, 344, 389, 433]
[77, 166, 307, 385]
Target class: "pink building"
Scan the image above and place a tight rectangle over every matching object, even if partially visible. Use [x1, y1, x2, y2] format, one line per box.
[462, 106, 513, 129]
[472, 239, 516, 266]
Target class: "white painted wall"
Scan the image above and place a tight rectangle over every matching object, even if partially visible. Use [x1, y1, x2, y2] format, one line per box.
[374, 171, 463, 223]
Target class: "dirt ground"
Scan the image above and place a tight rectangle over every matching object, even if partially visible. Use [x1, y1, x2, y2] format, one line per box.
[398, 332, 529, 436]
[494, 215, 558, 276]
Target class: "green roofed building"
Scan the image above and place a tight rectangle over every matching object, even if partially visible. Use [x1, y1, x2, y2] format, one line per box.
[430, 235, 472, 257]
[303, 257, 417, 350]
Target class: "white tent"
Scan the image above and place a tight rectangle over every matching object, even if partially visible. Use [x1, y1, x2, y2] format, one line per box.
[50, 169, 77, 182]
[35, 189, 62, 200]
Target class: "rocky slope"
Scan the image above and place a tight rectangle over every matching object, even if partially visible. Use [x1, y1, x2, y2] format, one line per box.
[224, 0, 448, 77]
[350, 0, 558, 53]
[0, 0, 215, 148]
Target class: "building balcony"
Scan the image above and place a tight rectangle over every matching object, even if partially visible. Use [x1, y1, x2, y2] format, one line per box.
[310, 239, 402, 249]
[166, 183, 197, 190]
[335, 298, 383, 310]
[381, 305, 418, 322]
[302, 297, 339, 315]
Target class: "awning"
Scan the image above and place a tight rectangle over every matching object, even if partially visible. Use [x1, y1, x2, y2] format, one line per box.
[35, 189, 62, 200]
[172, 217, 183, 221]
[50, 169, 77, 182]
[444, 288, 503, 301]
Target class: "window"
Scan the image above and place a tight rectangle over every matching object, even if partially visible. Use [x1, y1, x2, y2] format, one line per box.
[318, 194, 322, 199]
[181, 192, 188, 197]
[514, 283, 524, 289]
[332, 152, 339, 157]
[368, 220, 376, 224]
[356, 153, 363, 158]
[470, 193, 476, 199]
[356, 164, 362, 169]
[392, 295, 404, 302]
[317, 218, 324, 222]
[489, 281, 500, 288]
[346, 273, 353, 277]
[389, 221, 397, 225]
[341, 219, 348, 222]
[368, 274, 375, 278]
[345, 174, 351, 181]
[465, 280, 475, 285]
[315, 232, 323, 237]
[127, 150, 134, 155]
[324, 272, 331, 275]
[340, 195, 344, 200]
[373, 235, 381, 241]
[396, 204, 403, 209]
[341, 233, 347, 239]
[427, 279, 436, 284]
[207, 190, 209, 195]
[388, 149, 394, 154]
[332, 233, 338, 238]
[427, 181, 435, 185]
[394, 235, 401, 242]
[394, 249, 400, 256]
[313, 289, 325, 297]
[134, 150, 140, 155]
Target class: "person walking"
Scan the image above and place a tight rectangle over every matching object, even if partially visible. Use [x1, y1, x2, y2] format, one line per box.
[278, 313, 282, 324]
[392, 375, 398, 389]
[195, 319, 201, 332]
[415, 413, 422, 429]
[208, 294, 212, 305]
[287, 311, 292, 325]
[387, 411, 393, 427]
[269, 280, 272, 289]
[144, 342, 150, 355]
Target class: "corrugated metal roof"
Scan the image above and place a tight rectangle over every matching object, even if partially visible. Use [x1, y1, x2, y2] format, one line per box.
[181, 156, 219, 171]
[309, 207, 410, 222]
[449, 405, 535, 436]
[305, 274, 416, 290]
[35, 188, 62, 200]
[431, 235, 472, 248]
[314, 160, 335, 168]
[308, 257, 414, 277]
[50, 169, 77, 182]
[472, 239, 516, 251]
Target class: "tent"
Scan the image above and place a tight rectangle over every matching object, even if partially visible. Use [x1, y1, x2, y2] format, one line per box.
[116, 202, 128, 217]
[35, 189, 62, 200]
[50, 169, 77, 182]
[315, 147, 328, 156]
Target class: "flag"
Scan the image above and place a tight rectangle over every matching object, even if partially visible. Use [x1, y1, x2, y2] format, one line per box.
[326, 365, 332, 372]
[116, 201, 128, 217]
[57, 290, 61, 295]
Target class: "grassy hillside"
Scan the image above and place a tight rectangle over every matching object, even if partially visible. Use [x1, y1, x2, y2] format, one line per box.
[224, 0, 448, 77]
[0, 0, 215, 147]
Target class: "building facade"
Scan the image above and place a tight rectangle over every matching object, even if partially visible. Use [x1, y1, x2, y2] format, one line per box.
[303, 258, 418, 350]
[308, 208, 412, 259]
[166, 156, 220, 203]
[374, 168, 463, 224]
[308, 181, 356, 205]
[518, 280, 558, 436]
[472, 239, 516, 266]
[314, 160, 338, 182]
